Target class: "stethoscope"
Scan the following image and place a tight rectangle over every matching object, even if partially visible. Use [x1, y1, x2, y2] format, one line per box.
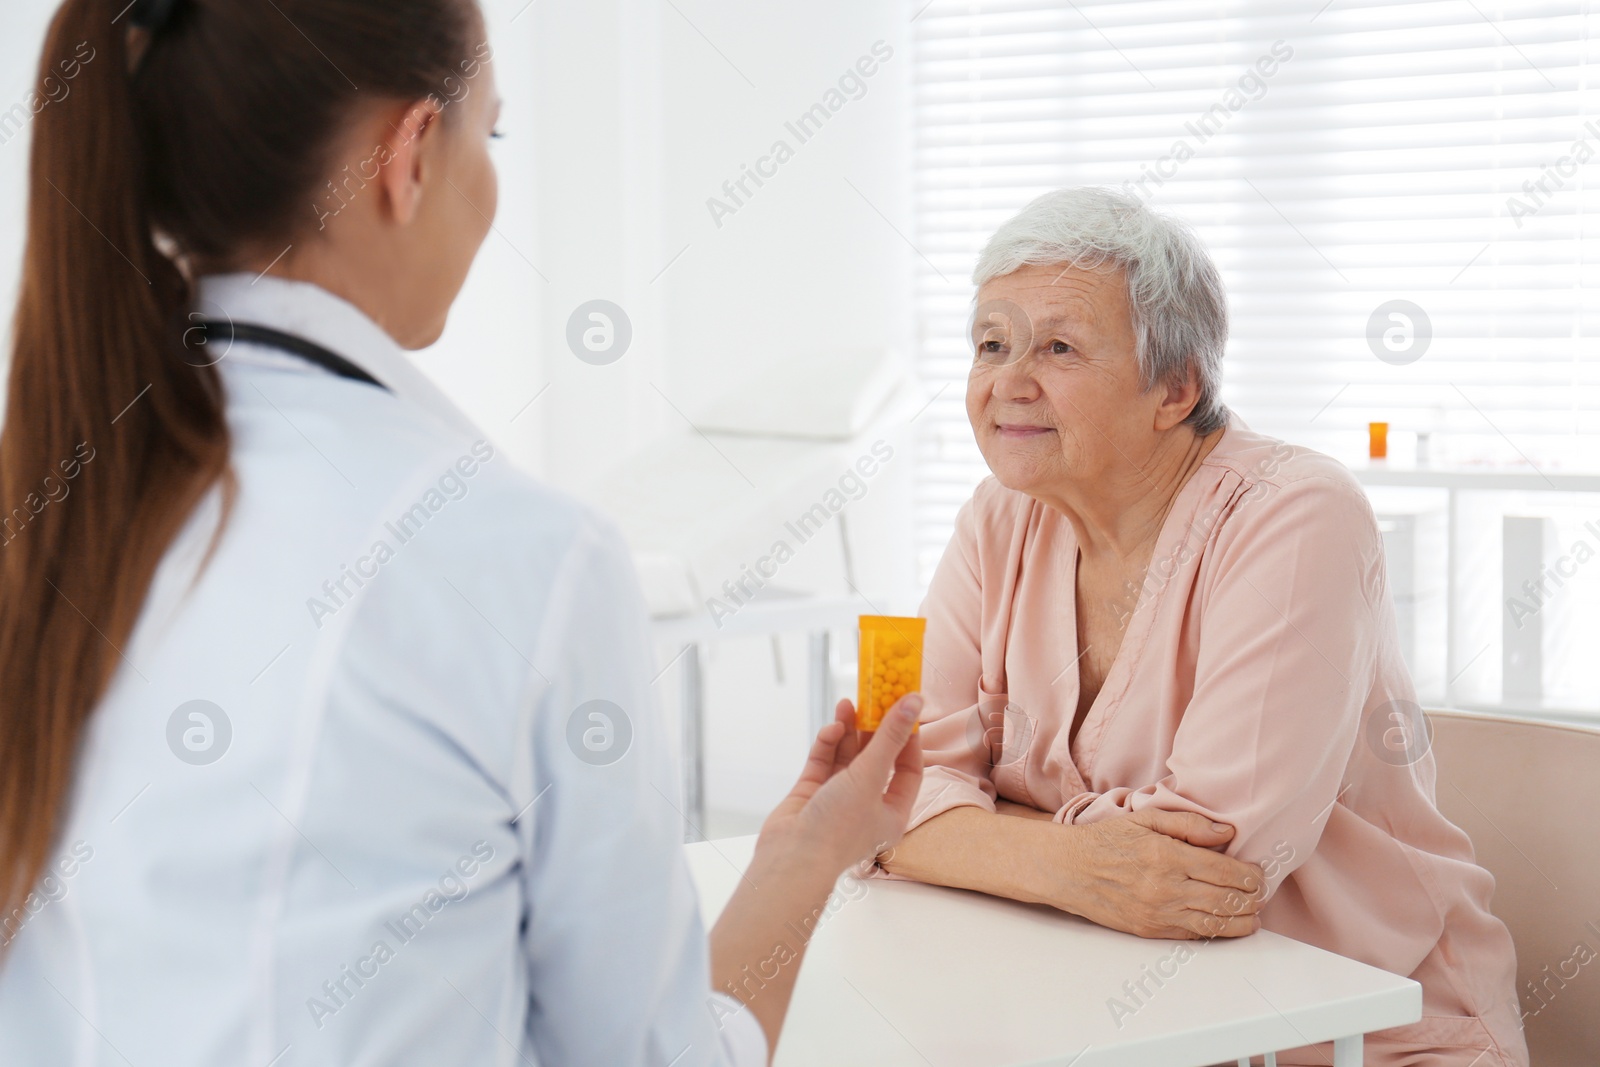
[187, 321, 389, 391]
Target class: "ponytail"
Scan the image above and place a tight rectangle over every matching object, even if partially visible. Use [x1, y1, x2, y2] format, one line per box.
[0, 0, 480, 940]
[0, 0, 481, 948]
[0, 0, 232, 937]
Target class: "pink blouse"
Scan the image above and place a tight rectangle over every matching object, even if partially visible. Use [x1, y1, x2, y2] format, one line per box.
[908, 422, 1527, 1066]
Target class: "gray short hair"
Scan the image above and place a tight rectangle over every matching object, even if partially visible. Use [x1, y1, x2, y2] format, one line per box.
[973, 187, 1229, 435]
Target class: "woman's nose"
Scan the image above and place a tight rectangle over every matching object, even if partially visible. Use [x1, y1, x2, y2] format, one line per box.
[991, 352, 1043, 401]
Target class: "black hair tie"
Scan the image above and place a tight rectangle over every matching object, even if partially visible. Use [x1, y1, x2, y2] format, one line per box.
[129, 0, 186, 33]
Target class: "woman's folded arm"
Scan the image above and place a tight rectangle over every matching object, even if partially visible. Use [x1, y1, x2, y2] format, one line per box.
[882, 803, 1263, 939]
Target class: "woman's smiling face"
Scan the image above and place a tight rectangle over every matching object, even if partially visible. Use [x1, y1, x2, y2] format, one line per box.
[966, 261, 1162, 500]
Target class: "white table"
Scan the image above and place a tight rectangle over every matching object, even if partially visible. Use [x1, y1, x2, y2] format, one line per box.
[687, 837, 1421, 1067]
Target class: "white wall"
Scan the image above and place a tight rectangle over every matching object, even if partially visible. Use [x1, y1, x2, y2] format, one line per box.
[520, 0, 913, 487]
[519, 0, 915, 825]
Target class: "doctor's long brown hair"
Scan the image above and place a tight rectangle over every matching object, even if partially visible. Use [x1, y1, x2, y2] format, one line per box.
[0, 0, 477, 943]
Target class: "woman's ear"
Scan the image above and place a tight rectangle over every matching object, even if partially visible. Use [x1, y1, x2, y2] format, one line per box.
[376, 97, 445, 226]
[1153, 365, 1202, 431]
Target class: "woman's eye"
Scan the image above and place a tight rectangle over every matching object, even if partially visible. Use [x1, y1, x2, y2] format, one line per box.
[1049, 340, 1072, 355]
[490, 129, 507, 141]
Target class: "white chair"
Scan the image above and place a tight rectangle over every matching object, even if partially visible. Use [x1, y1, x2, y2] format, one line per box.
[1427, 709, 1600, 1067]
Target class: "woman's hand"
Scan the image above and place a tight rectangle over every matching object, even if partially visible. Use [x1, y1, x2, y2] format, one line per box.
[1046, 810, 1265, 939]
[757, 694, 924, 875]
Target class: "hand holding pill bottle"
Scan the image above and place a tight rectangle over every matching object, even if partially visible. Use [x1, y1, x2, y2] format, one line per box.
[856, 615, 925, 732]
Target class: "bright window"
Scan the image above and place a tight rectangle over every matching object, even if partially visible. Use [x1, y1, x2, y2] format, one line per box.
[911, 0, 1599, 715]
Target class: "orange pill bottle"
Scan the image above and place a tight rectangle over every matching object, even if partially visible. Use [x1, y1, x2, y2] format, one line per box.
[856, 615, 926, 732]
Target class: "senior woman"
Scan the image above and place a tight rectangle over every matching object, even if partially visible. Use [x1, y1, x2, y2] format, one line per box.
[878, 188, 1526, 1066]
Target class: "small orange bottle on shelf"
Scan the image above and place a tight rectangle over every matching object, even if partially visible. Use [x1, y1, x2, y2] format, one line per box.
[856, 615, 925, 732]
[1368, 421, 1389, 460]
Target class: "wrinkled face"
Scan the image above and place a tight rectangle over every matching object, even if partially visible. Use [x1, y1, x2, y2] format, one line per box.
[966, 262, 1163, 499]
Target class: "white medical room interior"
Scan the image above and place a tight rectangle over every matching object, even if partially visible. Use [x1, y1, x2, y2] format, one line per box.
[1, 1, 1596, 1065]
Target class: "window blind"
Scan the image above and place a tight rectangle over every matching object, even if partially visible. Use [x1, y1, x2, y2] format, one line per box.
[910, 0, 1598, 585]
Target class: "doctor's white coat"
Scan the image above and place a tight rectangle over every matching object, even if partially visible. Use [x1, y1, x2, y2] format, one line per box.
[0, 273, 764, 1067]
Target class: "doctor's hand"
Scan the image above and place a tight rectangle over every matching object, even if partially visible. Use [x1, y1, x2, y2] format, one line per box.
[756, 693, 924, 876]
[709, 695, 921, 1051]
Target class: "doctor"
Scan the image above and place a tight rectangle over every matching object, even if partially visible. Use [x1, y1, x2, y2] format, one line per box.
[0, 1, 923, 1064]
